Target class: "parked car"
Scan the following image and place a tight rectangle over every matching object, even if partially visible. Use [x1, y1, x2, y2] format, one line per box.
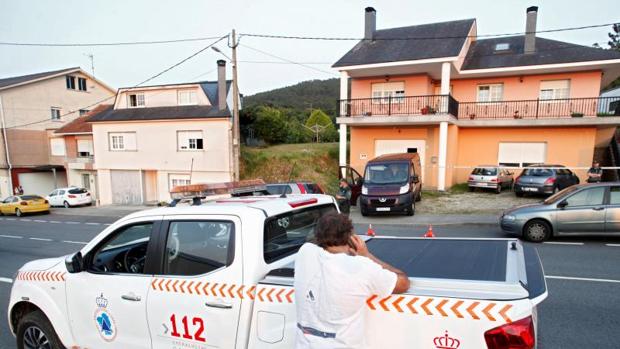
[265, 182, 324, 196]
[46, 187, 93, 208]
[0, 195, 50, 216]
[359, 153, 422, 216]
[514, 164, 579, 197]
[501, 182, 620, 242]
[468, 166, 514, 193]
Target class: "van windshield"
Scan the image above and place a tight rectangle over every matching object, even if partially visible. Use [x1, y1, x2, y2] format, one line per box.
[364, 163, 409, 185]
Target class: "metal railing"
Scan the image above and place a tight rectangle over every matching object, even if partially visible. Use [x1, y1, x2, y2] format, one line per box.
[338, 95, 452, 117]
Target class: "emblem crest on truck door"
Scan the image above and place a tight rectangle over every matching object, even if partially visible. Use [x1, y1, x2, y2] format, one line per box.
[93, 293, 117, 342]
[434, 331, 460, 349]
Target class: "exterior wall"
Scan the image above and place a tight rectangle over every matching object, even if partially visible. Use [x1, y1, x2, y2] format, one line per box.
[6, 129, 50, 166]
[350, 74, 434, 99]
[114, 85, 210, 109]
[445, 124, 460, 188]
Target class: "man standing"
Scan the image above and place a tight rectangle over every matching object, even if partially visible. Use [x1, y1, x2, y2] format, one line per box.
[335, 179, 351, 214]
[294, 213, 410, 349]
[587, 162, 603, 183]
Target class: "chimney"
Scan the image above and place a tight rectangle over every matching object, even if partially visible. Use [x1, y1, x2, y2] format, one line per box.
[217, 59, 227, 111]
[524, 6, 538, 54]
[364, 7, 376, 41]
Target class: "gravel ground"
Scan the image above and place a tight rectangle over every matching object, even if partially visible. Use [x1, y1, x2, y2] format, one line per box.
[417, 189, 541, 214]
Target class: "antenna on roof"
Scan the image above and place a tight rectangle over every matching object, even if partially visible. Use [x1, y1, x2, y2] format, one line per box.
[84, 53, 95, 77]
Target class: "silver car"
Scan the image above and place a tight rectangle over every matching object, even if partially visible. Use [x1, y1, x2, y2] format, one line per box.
[468, 166, 514, 194]
[501, 182, 620, 242]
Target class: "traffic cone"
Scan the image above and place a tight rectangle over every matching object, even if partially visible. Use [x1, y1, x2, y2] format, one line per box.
[424, 225, 435, 238]
[367, 224, 376, 237]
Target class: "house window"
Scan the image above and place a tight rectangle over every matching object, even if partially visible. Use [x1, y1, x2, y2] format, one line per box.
[539, 80, 570, 100]
[109, 132, 137, 151]
[477, 84, 504, 102]
[128, 93, 145, 107]
[51, 108, 61, 120]
[50, 138, 66, 156]
[169, 174, 191, 191]
[371, 82, 405, 104]
[178, 131, 204, 151]
[79, 109, 90, 116]
[77, 139, 94, 157]
[498, 142, 547, 168]
[78, 77, 87, 91]
[66, 76, 76, 90]
[178, 90, 197, 105]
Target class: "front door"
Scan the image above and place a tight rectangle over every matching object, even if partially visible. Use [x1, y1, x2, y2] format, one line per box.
[556, 186, 607, 233]
[82, 173, 91, 190]
[147, 215, 243, 349]
[65, 218, 161, 348]
[340, 166, 363, 205]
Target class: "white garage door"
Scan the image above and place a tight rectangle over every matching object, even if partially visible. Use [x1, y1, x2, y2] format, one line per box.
[498, 142, 547, 167]
[110, 170, 142, 205]
[19, 172, 68, 196]
[375, 139, 426, 179]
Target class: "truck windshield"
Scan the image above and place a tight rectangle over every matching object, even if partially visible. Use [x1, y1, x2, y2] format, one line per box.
[264, 204, 336, 263]
[364, 163, 409, 185]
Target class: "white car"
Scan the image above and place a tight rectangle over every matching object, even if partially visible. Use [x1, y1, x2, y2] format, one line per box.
[46, 187, 93, 208]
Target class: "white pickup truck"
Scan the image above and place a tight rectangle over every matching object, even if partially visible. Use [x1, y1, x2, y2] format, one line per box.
[8, 194, 547, 349]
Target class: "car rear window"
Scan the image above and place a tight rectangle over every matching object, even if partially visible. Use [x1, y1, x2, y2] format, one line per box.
[522, 168, 554, 177]
[264, 204, 336, 263]
[68, 188, 88, 194]
[266, 184, 292, 195]
[472, 168, 497, 176]
[20, 195, 43, 200]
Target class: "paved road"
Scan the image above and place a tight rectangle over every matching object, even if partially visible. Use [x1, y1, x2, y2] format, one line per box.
[1, 212, 619, 348]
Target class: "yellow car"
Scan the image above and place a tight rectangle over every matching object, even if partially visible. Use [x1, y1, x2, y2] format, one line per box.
[0, 195, 50, 216]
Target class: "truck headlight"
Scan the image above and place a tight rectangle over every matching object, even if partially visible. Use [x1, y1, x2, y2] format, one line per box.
[399, 184, 410, 194]
[361, 186, 368, 195]
[503, 214, 517, 221]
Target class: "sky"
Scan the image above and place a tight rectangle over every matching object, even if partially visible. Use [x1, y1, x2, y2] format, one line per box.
[1, 0, 618, 95]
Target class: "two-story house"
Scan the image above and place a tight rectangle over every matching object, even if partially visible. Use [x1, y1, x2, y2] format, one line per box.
[335, 7, 620, 190]
[89, 60, 235, 205]
[0, 67, 116, 197]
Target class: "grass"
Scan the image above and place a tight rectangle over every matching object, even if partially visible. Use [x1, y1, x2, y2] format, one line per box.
[422, 182, 470, 197]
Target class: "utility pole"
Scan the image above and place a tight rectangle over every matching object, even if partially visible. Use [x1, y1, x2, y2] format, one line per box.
[231, 29, 241, 181]
[0, 96, 13, 196]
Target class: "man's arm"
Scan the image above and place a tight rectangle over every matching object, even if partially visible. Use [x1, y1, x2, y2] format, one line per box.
[350, 235, 411, 294]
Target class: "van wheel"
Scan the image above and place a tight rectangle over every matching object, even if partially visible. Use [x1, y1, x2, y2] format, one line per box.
[415, 191, 422, 202]
[63, 201, 70, 209]
[515, 191, 524, 197]
[407, 202, 415, 216]
[15, 208, 22, 217]
[523, 219, 551, 242]
[360, 205, 368, 217]
[16, 310, 64, 349]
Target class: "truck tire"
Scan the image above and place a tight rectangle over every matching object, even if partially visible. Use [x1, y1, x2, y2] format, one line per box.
[407, 202, 415, 216]
[523, 219, 551, 242]
[16, 310, 65, 349]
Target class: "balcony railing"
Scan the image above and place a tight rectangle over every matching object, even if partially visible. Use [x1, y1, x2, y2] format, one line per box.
[338, 95, 620, 120]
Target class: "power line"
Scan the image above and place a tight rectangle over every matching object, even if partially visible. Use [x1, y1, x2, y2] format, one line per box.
[0, 36, 225, 47]
[6, 35, 228, 129]
[240, 22, 619, 41]
[239, 43, 339, 77]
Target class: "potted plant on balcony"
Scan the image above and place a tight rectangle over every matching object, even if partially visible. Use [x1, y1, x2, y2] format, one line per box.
[513, 110, 522, 119]
[421, 106, 437, 115]
[469, 113, 476, 120]
[571, 112, 584, 118]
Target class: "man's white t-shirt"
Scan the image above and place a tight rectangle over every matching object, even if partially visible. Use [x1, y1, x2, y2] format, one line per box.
[294, 242, 398, 349]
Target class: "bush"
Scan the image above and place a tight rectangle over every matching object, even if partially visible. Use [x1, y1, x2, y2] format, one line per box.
[254, 107, 288, 144]
[305, 109, 337, 142]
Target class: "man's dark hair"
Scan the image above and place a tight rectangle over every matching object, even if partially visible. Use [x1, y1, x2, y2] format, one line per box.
[315, 212, 354, 248]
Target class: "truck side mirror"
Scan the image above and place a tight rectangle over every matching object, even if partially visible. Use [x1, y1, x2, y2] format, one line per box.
[557, 201, 568, 209]
[65, 252, 84, 273]
[411, 175, 419, 184]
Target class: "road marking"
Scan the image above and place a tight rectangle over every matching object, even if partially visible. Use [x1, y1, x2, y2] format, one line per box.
[49, 221, 61, 224]
[33, 219, 47, 223]
[606, 244, 620, 247]
[0, 277, 12, 284]
[65, 221, 80, 224]
[19, 218, 32, 221]
[104, 223, 112, 226]
[546, 275, 620, 284]
[85, 222, 100, 225]
[6, 218, 16, 220]
[543, 242, 584, 246]
[29, 237, 52, 241]
[0, 235, 22, 239]
[63, 240, 88, 245]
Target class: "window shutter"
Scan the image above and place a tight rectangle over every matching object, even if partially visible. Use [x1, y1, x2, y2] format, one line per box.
[77, 139, 93, 153]
[50, 138, 66, 156]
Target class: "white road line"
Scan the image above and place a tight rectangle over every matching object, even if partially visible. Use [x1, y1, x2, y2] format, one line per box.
[19, 219, 32, 222]
[29, 237, 52, 242]
[65, 221, 80, 224]
[6, 218, 16, 221]
[49, 221, 61, 224]
[63, 240, 87, 245]
[33, 219, 47, 223]
[543, 242, 584, 246]
[0, 235, 22, 239]
[85, 222, 100, 225]
[0, 277, 12, 284]
[606, 244, 620, 247]
[546, 275, 620, 284]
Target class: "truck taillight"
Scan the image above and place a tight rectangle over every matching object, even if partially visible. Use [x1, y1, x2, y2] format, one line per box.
[484, 316, 535, 349]
[289, 198, 318, 208]
[68, 194, 77, 198]
[544, 177, 555, 186]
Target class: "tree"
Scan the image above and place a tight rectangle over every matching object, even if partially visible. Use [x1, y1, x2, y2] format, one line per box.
[594, 24, 620, 90]
[253, 106, 288, 144]
[305, 109, 337, 142]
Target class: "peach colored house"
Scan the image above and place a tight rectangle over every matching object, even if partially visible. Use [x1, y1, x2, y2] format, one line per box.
[335, 7, 620, 190]
[90, 60, 235, 205]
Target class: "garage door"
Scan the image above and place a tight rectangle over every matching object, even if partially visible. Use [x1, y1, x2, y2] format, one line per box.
[18, 172, 68, 196]
[375, 139, 426, 179]
[110, 170, 142, 205]
[498, 142, 547, 167]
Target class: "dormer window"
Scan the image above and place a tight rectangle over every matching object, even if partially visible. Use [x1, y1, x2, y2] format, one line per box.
[178, 90, 197, 105]
[494, 43, 510, 51]
[128, 93, 145, 107]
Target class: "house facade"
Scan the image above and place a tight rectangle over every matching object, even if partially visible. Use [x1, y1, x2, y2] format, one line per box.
[335, 7, 620, 190]
[0, 67, 116, 197]
[90, 60, 234, 205]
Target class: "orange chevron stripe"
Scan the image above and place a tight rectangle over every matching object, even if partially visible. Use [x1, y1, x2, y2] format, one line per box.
[467, 302, 480, 320]
[483, 303, 497, 321]
[187, 281, 194, 295]
[60, 272, 66, 281]
[181, 281, 188, 293]
[228, 284, 236, 298]
[275, 289, 285, 303]
[165, 280, 172, 292]
[50, 272, 57, 281]
[392, 296, 405, 313]
[499, 304, 513, 323]
[257, 288, 266, 302]
[194, 282, 202, 295]
[158, 279, 165, 291]
[172, 280, 180, 292]
[379, 296, 392, 311]
[203, 282, 210, 296]
[247, 285, 256, 300]
[366, 295, 378, 310]
[151, 279, 157, 290]
[219, 283, 227, 297]
[211, 283, 219, 296]
[451, 300, 464, 318]
[266, 288, 275, 302]
[285, 289, 294, 303]
[436, 299, 449, 317]
[237, 285, 245, 299]
[407, 297, 419, 314]
[421, 298, 433, 315]
[42, 272, 48, 281]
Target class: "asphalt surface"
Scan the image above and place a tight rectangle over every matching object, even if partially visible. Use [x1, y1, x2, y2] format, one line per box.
[1, 211, 619, 348]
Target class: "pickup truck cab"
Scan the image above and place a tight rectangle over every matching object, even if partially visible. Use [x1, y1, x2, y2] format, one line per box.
[8, 193, 547, 349]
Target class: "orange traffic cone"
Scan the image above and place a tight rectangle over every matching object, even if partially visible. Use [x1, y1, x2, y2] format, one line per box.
[424, 225, 435, 238]
[367, 224, 376, 237]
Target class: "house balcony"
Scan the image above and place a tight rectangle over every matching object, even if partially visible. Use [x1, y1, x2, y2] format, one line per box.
[337, 95, 620, 127]
[66, 155, 95, 170]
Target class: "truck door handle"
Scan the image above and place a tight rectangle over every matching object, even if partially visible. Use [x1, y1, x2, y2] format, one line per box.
[205, 301, 232, 309]
[592, 207, 605, 211]
[121, 293, 142, 302]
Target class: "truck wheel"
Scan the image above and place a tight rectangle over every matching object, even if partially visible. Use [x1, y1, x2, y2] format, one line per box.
[15, 208, 22, 217]
[523, 219, 551, 242]
[16, 310, 64, 349]
[63, 201, 70, 209]
[407, 202, 415, 216]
